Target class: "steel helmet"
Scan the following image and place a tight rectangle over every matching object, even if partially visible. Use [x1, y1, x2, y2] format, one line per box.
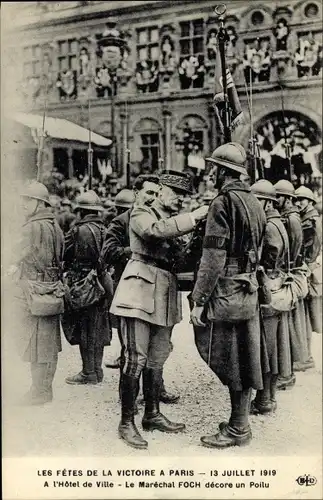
[21, 181, 52, 206]
[274, 180, 296, 198]
[114, 189, 135, 209]
[206, 142, 248, 176]
[251, 180, 277, 202]
[295, 186, 316, 203]
[75, 190, 103, 211]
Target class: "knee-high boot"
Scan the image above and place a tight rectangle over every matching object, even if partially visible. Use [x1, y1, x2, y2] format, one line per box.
[118, 374, 147, 449]
[142, 368, 185, 433]
[270, 374, 278, 410]
[201, 389, 252, 448]
[94, 346, 104, 383]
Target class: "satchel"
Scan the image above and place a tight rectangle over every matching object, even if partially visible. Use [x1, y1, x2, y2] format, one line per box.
[207, 191, 263, 323]
[261, 272, 296, 317]
[65, 269, 105, 310]
[23, 279, 65, 316]
[21, 220, 65, 317]
[207, 272, 259, 323]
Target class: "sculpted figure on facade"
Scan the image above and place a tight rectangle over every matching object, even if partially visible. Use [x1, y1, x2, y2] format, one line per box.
[159, 35, 176, 86]
[178, 55, 205, 90]
[136, 59, 159, 93]
[206, 29, 218, 61]
[94, 64, 113, 98]
[273, 18, 290, 52]
[243, 38, 271, 83]
[56, 69, 77, 100]
[295, 32, 322, 78]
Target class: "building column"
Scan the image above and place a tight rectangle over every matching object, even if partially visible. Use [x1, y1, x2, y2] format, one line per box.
[162, 105, 172, 170]
[67, 146, 74, 179]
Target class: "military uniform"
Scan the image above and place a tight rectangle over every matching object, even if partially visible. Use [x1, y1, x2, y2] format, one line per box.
[274, 181, 308, 388]
[250, 180, 291, 415]
[110, 170, 199, 450]
[191, 143, 266, 449]
[296, 187, 322, 361]
[15, 182, 64, 405]
[63, 192, 111, 385]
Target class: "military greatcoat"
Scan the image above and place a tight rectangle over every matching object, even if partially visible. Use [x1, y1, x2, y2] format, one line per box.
[301, 205, 322, 334]
[192, 180, 266, 391]
[110, 203, 195, 327]
[13, 208, 64, 362]
[281, 206, 308, 363]
[260, 208, 291, 377]
[62, 214, 111, 347]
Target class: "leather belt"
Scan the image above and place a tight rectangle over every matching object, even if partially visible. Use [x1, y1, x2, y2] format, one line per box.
[131, 253, 174, 274]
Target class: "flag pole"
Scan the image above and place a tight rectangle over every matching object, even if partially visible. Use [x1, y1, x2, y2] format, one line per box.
[87, 96, 93, 190]
[215, 4, 231, 143]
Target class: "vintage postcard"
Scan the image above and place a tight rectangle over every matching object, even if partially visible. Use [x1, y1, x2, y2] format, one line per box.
[2, 1, 322, 499]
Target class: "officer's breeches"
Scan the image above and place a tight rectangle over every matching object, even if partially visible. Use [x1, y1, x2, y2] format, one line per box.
[120, 317, 172, 379]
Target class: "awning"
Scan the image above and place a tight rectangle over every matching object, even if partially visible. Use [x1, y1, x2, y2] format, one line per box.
[12, 112, 112, 147]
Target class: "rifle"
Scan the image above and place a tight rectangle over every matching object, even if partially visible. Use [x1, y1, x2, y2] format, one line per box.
[244, 65, 265, 182]
[36, 67, 49, 181]
[87, 97, 93, 190]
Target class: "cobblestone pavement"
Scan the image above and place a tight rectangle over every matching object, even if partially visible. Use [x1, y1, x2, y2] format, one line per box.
[2, 295, 322, 458]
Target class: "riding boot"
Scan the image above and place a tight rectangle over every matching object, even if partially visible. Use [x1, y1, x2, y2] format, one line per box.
[250, 373, 275, 414]
[118, 374, 148, 449]
[142, 368, 185, 433]
[94, 346, 104, 383]
[201, 389, 252, 448]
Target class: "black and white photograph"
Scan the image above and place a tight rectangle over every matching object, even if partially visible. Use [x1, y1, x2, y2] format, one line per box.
[1, 1, 322, 499]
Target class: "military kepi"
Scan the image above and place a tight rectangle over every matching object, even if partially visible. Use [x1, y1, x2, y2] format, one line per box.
[159, 170, 192, 194]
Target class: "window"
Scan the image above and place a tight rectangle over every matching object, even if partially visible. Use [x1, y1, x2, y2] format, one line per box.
[140, 133, 160, 172]
[137, 26, 159, 61]
[58, 39, 79, 71]
[304, 2, 319, 18]
[179, 19, 205, 57]
[23, 45, 41, 78]
[251, 11, 264, 26]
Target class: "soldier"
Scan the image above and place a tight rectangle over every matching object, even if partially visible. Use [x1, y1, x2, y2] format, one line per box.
[274, 180, 307, 387]
[295, 186, 322, 354]
[110, 170, 209, 449]
[250, 180, 291, 414]
[63, 190, 111, 385]
[56, 198, 76, 233]
[14, 181, 64, 405]
[191, 143, 266, 448]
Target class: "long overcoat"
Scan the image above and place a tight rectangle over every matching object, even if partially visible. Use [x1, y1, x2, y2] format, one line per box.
[191, 180, 266, 391]
[281, 206, 309, 363]
[62, 214, 111, 347]
[260, 208, 291, 377]
[13, 208, 64, 363]
[110, 202, 195, 327]
[301, 205, 322, 334]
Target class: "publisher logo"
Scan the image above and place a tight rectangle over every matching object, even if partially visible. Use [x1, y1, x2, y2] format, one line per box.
[296, 475, 317, 487]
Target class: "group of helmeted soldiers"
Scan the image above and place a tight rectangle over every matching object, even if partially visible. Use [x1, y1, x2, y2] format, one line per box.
[11, 140, 321, 451]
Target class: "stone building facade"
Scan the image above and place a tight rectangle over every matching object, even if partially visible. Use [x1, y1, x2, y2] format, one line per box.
[3, 0, 322, 188]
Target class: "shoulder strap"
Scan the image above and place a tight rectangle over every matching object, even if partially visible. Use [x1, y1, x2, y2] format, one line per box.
[150, 206, 162, 221]
[229, 190, 264, 265]
[268, 218, 290, 272]
[87, 222, 103, 256]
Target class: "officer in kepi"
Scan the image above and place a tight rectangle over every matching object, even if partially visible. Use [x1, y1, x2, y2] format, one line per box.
[110, 170, 209, 450]
[191, 143, 266, 449]
[13, 181, 65, 405]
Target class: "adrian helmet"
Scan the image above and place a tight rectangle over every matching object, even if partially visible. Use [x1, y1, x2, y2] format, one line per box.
[274, 180, 296, 198]
[251, 180, 277, 202]
[114, 189, 135, 209]
[206, 142, 248, 176]
[75, 190, 103, 211]
[21, 181, 52, 206]
[295, 186, 316, 203]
